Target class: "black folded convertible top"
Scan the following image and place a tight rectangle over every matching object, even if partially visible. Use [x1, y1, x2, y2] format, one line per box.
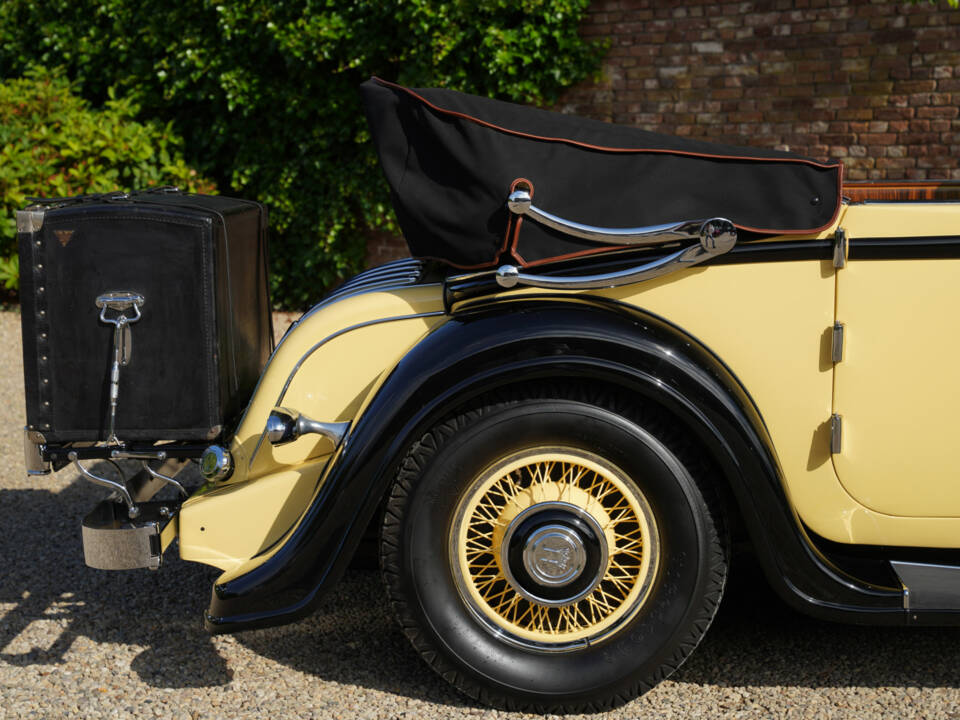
[361, 77, 842, 269]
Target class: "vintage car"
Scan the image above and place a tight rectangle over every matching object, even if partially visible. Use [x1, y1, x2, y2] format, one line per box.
[17, 77, 960, 712]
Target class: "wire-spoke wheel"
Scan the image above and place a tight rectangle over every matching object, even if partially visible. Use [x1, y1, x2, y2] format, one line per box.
[452, 447, 660, 649]
[380, 391, 727, 712]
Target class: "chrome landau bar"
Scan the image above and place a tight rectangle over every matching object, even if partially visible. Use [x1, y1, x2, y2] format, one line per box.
[495, 189, 737, 290]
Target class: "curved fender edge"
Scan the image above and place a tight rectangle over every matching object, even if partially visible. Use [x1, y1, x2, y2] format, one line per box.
[205, 298, 904, 633]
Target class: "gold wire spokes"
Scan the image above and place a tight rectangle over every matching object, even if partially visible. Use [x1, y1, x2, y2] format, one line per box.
[451, 447, 660, 648]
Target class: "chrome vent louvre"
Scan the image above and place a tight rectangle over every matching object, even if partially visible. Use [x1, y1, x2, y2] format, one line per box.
[323, 258, 425, 303]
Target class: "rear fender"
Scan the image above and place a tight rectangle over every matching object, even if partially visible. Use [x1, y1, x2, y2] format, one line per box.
[205, 297, 902, 632]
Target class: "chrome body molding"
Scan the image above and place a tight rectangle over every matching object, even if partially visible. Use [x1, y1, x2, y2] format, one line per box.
[494, 218, 736, 290]
[16, 208, 45, 233]
[891, 560, 960, 611]
[300, 258, 428, 326]
[507, 187, 737, 248]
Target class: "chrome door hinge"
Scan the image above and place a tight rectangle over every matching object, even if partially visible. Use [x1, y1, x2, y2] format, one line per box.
[830, 414, 843, 454]
[831, 322, 845, 363]
[833, 228, 848, 268]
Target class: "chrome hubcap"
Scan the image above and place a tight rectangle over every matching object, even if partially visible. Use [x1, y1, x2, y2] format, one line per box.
[523, 524, 587, 587]
[501, 501, 608, 607]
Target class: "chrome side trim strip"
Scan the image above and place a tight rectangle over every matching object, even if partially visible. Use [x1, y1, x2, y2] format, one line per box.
[247, 310, 446, 468]
[891, 560, 960, 611]
[494, 219, 736, 290]
[508, 188, 734, 248]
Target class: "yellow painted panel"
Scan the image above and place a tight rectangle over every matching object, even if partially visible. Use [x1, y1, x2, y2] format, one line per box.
[232, 285, 445, 479]
[178, 284, 447, 571]
[182, 206, 960, 574]
[179, 462, 326, 571]
[598, 259, 868, 543]
[839, 202, 960, 237]
[833, 217, 960, 517]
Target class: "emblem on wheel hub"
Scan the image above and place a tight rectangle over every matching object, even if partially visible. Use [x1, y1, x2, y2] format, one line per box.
[523, 525, 586, 586]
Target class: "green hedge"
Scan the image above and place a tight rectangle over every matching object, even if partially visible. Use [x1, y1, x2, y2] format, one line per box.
[0, 69, 214, 291]
[0, 1, 603, 308]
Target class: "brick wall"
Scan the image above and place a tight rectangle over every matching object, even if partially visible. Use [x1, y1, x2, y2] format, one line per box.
[363, 227, 409, 267]
[366, 0, 960, 267]
[559, 0, 960, 181]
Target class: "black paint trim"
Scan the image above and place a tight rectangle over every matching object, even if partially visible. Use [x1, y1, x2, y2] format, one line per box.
[443, 233, 960, 310]
[204, 298, 915, 634]
[849, 235, 960, 260]
[443, 240, 833, 309]
[718, 239, 833, 264]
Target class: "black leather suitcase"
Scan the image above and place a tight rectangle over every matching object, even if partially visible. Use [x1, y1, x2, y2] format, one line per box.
[18, 190, 272, 444]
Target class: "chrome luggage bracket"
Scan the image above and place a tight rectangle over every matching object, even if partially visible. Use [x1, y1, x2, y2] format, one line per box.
[498, 189, 737, 290]
[95, 291, 145, 444]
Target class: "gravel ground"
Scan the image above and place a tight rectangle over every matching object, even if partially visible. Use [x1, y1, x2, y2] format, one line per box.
[2, 308, 960, 719]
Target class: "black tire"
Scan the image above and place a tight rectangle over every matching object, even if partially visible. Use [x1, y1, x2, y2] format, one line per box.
[380, 389, 727, 712]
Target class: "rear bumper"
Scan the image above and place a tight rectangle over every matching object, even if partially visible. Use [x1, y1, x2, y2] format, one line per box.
[82, 499, 178, 571]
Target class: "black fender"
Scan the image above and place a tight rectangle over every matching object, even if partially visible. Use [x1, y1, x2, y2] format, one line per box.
[205, 297, 904, 633]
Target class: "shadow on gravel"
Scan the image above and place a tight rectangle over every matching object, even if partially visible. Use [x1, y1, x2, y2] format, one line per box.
[0, 475, 227, 689]
[672, 554, 960, 691]
[234, 571, 476, 708]
[4, 478, 960, 703]
[0, 473, 473, 705]
[237, 554, 960, 701]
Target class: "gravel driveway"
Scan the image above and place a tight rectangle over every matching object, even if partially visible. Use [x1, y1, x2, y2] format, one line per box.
[1, 308, 959, 719]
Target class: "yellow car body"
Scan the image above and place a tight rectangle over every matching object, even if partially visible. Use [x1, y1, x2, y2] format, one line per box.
[180, 196, 960, 585]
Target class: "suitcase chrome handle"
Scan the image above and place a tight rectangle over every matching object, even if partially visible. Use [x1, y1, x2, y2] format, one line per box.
[96, 291, 145, 319]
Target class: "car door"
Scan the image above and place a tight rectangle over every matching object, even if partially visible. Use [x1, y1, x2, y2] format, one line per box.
[832, 202, 960, 517]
